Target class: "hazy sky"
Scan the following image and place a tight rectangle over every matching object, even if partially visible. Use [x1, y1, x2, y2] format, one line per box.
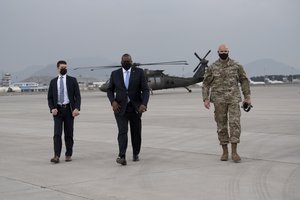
[0, 0, 299, 72]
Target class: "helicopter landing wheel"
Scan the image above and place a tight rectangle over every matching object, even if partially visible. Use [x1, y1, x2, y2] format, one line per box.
[184, 87, 192, 93]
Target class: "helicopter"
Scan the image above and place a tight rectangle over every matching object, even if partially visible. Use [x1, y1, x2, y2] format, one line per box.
[73, 50, 211, 93]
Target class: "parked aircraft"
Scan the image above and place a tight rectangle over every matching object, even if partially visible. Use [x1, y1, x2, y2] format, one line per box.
[74, 51, 211, 93]
[0, 86, 21, 93]
[249, 79, 265, 85]
[264, 77, 283, 84]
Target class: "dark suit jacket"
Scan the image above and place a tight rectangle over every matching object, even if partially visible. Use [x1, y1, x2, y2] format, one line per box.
[47, 75, 81, 112]
[107, 67, 150, 115]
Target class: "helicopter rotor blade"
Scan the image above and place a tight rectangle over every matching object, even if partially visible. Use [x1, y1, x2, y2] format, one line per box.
[203, 50, 211, 60]
[73, 60, 188, 71]
[73, 65, 121, 70]
[194, 52, 202, 61]
[193, 63, 201, 73]
[136, 60, 188, 66]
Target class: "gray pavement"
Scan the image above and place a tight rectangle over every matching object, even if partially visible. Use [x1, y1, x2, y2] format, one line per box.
[0, 85, 300, 200]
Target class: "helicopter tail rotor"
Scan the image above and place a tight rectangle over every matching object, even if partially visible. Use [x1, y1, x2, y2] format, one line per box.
[193, 50, 211, 72]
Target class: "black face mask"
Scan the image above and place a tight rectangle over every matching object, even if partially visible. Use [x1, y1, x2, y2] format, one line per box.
[219, 53, 229, 60]
[122, 61, 131, 71]
[60, 68, 67, 75]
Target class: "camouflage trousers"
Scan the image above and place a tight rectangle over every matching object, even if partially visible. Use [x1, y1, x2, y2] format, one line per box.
[213, 102, 241, 145]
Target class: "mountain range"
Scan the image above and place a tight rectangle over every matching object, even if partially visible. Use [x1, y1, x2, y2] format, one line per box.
[8, 57, 300, 84]
[243, 58, 300, 77]
[11, 56, 115, 83]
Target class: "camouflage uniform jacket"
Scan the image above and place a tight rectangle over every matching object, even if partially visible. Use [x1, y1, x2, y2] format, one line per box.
[202, 58, 250, 103]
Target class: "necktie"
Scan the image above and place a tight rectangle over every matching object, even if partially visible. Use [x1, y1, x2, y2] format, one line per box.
[59, 76, 64, 104]
[124, 71, 130, 89]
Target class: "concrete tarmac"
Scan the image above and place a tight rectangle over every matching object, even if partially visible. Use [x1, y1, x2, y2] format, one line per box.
[0, 85, 300, 200]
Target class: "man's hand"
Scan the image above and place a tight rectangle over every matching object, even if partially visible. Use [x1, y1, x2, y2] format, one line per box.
[138, 104, 147, 113]
[112, 101, 121, 113]
[204, 100, 210, 109]
[72, 108, 80, 117]
[51, 108, 58, 116]
[243, 96, 251, 105]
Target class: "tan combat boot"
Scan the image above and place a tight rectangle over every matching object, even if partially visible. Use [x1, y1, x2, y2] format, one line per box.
[220, 144, 229, 161]
[231, 143, 241, 162]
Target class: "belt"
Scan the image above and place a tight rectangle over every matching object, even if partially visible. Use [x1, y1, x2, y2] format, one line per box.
[57, 103, 70, 108]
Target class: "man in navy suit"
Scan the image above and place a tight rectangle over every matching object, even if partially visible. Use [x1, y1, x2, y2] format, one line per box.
[47, 60, 81, 163]
[107, 54, 150, 165]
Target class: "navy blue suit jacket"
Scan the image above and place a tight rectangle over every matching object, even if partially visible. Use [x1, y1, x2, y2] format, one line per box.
[47, 75, 81, 112]
[107, 67, 150, 115]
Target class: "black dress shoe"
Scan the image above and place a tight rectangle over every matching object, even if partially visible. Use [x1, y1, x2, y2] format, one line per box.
[65, 156, 72, 162]
[133, 154, 140, 162]
[116, 157, 127, 165]
[50, 156, 60, 164]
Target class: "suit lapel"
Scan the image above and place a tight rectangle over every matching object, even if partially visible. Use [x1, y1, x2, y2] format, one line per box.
[54, 77, 58, 101]
[66, 75, 71, 98]
[54, 76, 58, 89]
[118, 68, 126, 89]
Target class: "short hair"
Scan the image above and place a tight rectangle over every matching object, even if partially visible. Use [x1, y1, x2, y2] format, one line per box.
[121, 53, 131, 60]
[57, 60, 67, 68]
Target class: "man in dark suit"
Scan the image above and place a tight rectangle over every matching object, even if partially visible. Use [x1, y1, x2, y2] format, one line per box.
[107, 54, 150, 165]
[47, 60, 81, 164]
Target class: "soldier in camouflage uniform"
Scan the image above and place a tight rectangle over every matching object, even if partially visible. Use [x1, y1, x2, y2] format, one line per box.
[202, 44, 251, 162]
